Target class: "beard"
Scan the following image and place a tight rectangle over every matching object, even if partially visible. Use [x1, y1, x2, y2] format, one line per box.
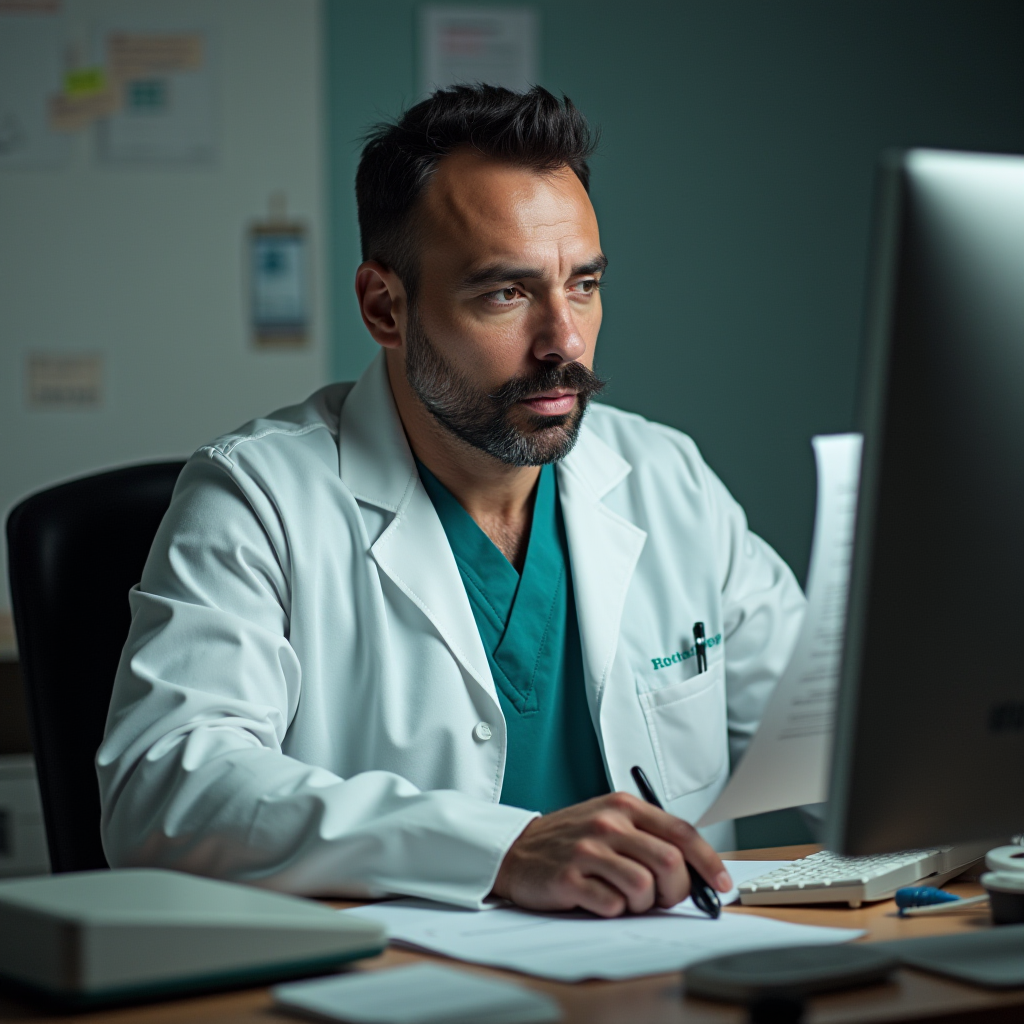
[404, 312, 608, 467]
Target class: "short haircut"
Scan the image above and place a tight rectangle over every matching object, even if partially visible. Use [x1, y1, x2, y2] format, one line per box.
[355, 84, 597, 299]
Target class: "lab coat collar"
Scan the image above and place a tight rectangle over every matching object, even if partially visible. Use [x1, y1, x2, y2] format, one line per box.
[559, 403, 633, 499]
[337, 355, 647, 725]
[338, 352, 416, 512]
[557, 418, 647, 708]
[339, 353, 498, 705]
[336, 356, 635, 517]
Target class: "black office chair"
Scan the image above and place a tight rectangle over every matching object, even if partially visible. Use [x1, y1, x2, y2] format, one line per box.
[6, 461, 186, 873]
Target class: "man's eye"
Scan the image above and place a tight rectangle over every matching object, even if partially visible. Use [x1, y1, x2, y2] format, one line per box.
[572, 279, 601, 294]
[487, 287, 522, 303]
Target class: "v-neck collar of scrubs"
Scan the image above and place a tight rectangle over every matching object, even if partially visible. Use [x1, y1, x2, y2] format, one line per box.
[417, 462, 561, 714]
[417, 458, 610, 813]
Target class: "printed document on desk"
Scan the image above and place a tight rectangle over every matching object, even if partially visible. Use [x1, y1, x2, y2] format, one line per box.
[698, 433, 863, 826]
[345, 897, 862, 983]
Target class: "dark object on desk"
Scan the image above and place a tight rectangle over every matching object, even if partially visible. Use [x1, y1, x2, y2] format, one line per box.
[0, 868, 385, 1009]
[629, 765, 720, 919]
[878, 925, 1024, 989]
[748, 995, 805, 1024]
[685, 944, 897, 1003]
[6, 461, 185, 873]
[987, 883, 1024, 925]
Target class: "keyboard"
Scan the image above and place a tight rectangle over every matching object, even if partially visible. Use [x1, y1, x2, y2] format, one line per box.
[738, 844, 988, 908]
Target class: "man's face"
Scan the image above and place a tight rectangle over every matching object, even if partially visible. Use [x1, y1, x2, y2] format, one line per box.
[403, 151, 607, 466]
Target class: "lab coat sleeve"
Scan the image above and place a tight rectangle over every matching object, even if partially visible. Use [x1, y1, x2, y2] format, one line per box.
[97, 455, 535, 908]
[699, 460, 807, 768]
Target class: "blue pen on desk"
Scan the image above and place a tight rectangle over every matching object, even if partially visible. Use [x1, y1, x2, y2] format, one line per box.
[895, 887, 990, 916]
[630, 765, 721, 919]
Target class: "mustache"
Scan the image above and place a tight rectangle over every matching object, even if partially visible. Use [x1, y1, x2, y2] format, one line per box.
[487, 361, 608, 409]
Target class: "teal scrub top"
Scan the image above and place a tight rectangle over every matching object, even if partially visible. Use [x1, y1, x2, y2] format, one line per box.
[417, 461, 609, 813]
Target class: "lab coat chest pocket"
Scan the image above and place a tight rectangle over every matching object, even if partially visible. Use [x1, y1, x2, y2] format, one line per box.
[637, 661, 727, 801]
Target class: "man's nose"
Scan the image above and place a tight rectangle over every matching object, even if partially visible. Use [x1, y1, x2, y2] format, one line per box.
[530, 297, 587, 364]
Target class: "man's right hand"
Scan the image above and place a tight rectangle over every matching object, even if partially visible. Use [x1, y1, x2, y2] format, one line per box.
[490, 791, 733, 918]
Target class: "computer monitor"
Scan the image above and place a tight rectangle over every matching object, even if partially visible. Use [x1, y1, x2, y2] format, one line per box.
[826, 149, 1024, 855]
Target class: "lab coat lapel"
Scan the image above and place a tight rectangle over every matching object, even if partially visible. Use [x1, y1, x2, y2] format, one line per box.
[338, 354, 497, 704]
[557, 420, 647, 707]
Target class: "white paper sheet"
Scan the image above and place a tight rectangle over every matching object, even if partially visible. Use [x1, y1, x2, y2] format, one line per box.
[345, 903, 861, 983]
[273, 963, 561, 1024]
[344, 862, 861, 983]
[698, 433, 863, 826]
[667, 859, 789, 908]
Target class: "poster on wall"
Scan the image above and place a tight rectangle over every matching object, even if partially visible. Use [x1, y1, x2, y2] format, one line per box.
[95, 27, 217, 165]
[0, 6, 70, 169]
[419, 6, 538, 98]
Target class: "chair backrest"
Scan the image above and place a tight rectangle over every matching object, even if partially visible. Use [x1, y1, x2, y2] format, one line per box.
[6, 461, 185, 872]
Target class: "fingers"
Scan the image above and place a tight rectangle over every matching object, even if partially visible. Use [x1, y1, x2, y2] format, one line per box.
[621, 794, 732, 893]
[571, 838, 657, 914]
[492, 791, 732, 918]
[571, 872, 629, 918]
[608, 827, 692, 908]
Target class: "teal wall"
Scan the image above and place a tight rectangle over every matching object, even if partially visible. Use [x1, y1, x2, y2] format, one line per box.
[325, 0, 1024, 849]
[325, 0, 1024, 590]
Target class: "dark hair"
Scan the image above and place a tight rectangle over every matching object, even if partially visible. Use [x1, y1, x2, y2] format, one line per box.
[355, 84, 597, 298]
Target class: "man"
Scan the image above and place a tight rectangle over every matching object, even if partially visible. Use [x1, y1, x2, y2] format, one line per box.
[98, 86, 805, 918]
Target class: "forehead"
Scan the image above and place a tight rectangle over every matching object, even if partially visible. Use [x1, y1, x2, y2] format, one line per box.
[417, 149, 600, 273]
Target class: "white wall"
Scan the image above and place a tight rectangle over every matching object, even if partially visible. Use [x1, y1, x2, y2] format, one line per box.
[0, 0, 328, 616]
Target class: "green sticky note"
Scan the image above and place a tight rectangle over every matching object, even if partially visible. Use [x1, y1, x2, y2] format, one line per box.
[64, 68, 106, 97]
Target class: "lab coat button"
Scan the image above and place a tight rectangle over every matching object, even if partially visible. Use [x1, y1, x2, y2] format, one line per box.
[473, 722, 492, 742]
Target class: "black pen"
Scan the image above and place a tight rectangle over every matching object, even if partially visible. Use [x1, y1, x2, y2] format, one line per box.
[630, 765, 721, 919]
[693, 621, 708, 674]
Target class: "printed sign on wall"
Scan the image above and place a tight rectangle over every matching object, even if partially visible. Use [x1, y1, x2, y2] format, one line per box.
[250, 223, 310, 348]
[26, 353, 103, 408]
[96, 28, 216, 165]
[419, 6, 538, 98]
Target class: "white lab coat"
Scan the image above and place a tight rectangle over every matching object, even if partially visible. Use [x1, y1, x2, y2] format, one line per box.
[97, 353, 805, 907]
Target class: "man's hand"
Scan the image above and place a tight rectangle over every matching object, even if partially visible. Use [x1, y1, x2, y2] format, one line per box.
[491, 792, 732, 918]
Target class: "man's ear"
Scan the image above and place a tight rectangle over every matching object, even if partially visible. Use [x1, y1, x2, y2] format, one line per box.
[355, 261, 408, 349]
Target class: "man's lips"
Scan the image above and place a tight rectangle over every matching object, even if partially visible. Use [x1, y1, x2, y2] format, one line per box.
[518, 389, 578, 416]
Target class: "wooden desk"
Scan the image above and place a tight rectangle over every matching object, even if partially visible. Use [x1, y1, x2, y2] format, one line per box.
[1, 846, 1020, 1024]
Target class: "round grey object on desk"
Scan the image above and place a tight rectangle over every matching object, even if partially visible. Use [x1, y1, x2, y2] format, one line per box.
[685, 944, 898, 1003]
[983, 871, 1024, 925]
